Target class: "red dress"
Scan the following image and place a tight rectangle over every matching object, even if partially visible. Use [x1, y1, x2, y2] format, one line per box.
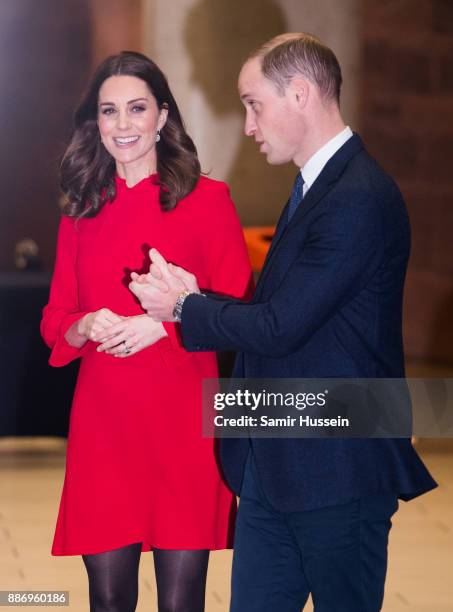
[41, 175, 252, 555]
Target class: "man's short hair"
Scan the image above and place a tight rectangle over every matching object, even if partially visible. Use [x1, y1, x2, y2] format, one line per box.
[250, 33, 342, 104]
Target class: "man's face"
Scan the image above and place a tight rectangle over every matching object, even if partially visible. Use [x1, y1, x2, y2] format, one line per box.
[238, 58, 302, 165]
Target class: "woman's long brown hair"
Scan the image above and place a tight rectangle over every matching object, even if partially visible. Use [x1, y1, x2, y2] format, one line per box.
[61, 51, 201, 218]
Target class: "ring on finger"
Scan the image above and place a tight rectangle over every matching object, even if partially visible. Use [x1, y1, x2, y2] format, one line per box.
[122, 341, 131, 355]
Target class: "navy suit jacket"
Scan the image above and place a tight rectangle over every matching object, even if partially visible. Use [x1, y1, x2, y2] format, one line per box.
[181, 134, 437, 512]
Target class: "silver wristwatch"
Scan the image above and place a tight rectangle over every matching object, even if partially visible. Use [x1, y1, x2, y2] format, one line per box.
[172, 290, 192, 322]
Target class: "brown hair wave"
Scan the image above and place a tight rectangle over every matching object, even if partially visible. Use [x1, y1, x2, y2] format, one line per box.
[61, 51, 201, 218]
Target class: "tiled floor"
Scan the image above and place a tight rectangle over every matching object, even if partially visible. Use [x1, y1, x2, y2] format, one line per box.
[0, 436, 452, 611]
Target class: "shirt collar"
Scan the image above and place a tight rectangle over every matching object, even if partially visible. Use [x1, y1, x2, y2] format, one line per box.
[300, 126, 353, 192]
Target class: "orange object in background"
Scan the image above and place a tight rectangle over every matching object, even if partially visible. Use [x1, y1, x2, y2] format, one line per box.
[243, 226, 275, 272]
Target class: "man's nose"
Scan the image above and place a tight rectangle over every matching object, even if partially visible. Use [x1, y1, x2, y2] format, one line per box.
[244, 114, 256, 137]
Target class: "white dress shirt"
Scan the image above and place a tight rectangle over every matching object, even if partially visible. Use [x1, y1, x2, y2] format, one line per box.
[300, 126, 353, 197]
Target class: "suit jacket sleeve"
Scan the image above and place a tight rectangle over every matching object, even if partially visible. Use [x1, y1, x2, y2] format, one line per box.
[181, 192, 384, 357]
[40, 216, 90, 367]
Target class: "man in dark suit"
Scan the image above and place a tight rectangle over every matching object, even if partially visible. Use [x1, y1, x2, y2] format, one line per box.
[129, 33, 436, 612]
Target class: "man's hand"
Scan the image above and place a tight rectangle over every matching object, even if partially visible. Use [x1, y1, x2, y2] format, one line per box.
[129, 248, 200, 321]
[149, 253, 200, 294]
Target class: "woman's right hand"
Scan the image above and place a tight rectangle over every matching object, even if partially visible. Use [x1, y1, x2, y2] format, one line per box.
[77, 308, 124, 341]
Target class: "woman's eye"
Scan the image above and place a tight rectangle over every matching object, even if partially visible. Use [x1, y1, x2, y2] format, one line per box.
[132, 105, 146, 112]
[101, 107, 115, 115]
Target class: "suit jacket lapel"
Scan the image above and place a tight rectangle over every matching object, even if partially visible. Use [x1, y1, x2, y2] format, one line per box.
[259, 199, 290, 266]
[254, 134, 365, 297]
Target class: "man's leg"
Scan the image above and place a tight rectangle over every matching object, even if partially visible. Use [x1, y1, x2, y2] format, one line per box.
[289, 494, 398, 612]
[230, 453, 310, 612]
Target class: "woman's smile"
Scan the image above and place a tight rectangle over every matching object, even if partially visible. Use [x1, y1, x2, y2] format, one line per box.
[113, 135, 141, 148]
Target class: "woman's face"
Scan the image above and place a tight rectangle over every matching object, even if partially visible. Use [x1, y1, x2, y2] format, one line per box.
[97, 75, 167, 173]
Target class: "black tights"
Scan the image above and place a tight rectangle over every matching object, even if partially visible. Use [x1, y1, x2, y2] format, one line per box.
[82, 543, 210, 612]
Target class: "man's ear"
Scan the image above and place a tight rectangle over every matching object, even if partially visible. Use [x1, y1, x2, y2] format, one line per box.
[290, 77, 309, 109]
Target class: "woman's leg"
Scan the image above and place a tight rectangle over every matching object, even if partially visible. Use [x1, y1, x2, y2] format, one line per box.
[153, 549, 210, 612]
[82, 542, 142, 612]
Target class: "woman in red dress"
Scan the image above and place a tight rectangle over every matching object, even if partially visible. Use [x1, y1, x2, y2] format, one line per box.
[41, 51, 252, 612]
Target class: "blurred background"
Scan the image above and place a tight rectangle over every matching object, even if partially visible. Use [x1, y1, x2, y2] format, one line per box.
[0, 1, 452, 610]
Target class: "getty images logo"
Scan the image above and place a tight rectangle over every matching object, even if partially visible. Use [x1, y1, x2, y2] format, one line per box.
[213, 389, 329, 411]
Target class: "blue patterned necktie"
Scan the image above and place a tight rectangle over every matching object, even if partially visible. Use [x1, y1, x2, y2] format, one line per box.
[287, 172, 305, 223]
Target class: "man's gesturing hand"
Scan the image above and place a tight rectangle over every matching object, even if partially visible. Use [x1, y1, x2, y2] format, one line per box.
[129, 248, 200, 321]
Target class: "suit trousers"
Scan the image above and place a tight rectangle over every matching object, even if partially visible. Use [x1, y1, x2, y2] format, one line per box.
[230, 452, 398, 612]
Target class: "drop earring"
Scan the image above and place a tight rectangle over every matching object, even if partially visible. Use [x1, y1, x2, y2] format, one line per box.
[156, 130, 161, 143]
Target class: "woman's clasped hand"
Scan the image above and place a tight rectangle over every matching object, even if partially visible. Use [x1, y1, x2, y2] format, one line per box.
[93, 313, 167, 357]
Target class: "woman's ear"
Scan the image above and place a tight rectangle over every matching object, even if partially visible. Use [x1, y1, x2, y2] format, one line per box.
[158, 105, 169, 131]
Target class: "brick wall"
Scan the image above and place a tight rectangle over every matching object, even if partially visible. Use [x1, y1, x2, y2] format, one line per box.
[360, 0, 453, 363]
